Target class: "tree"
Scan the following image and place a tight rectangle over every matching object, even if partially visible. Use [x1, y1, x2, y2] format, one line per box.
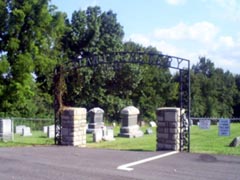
[191, 57, 238, 117]
[0, 0, 66, 117]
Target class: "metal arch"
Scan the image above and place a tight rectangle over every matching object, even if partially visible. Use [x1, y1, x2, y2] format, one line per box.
[54, 52, 191, 152]
[67, 52, 190, 71]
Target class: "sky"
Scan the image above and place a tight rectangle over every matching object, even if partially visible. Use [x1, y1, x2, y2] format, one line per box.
[51, 0, 240, 74]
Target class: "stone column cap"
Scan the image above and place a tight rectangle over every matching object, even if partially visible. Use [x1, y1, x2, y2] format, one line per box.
[88, 107, 104, 113]
[120, 106, 140, 115]
[62, 107, 87, 116]
[156, 107, 185, 114]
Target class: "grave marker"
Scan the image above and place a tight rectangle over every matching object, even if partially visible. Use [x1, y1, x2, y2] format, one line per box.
[199, 119, 211, 129]
[87, 107, 105, 133]
[219, 118, 230, 136]
[119, 106, 143, 138]
[0, 119, 13, 141]
[48, 125, 55, 138]
[22, 127, 32, 136]
[16, 125, 26, 134]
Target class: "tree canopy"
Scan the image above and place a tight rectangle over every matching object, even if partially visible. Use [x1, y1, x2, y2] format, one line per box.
[0, 2, 240, 120]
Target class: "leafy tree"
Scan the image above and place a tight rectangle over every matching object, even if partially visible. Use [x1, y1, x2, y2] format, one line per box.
[191, 57, 238, 117]
[0, 0, 66, 117]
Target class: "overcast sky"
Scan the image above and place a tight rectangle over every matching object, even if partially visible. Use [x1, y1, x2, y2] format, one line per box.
[51, 0, 240, 74]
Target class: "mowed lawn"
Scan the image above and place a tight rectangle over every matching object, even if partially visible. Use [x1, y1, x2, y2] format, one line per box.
[190, 123, 240, 155]
[0, 131, 54, 147]
[0, 124, 240, 155]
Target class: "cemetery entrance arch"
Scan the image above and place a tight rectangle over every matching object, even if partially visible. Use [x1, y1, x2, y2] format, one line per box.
[53, 52, 191, 151]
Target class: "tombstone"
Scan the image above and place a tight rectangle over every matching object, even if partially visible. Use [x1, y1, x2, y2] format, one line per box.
[145, 128, 153, 134]
[93, 129, 103, 143]
[0, 119, 13, 141]
[22, 127, 32, 136]
[16, 125, 26, 134]
[149, 121, 157, 127]
[47, 125, 55, 138]
[229, 137, 240, 147]
[103, 127, 115, 141]
[43, 126, 48, 134]
[118, 106, 143, 138]
[87, 107, 105, 133]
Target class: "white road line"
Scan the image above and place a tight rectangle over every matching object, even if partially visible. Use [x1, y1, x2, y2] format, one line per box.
[117, 151, 179, 171]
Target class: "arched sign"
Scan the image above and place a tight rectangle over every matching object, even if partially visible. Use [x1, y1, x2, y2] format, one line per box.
[53, 52, 191, 151]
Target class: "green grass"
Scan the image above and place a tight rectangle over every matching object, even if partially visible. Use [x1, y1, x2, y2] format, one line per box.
[1, 124, 240, 156]
[190, 124, 240, 155]
[0, 131, 54, 147]
[86, 126, 156, 151]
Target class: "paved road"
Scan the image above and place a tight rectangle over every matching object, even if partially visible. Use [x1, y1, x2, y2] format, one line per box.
[0, 146, 239, 180]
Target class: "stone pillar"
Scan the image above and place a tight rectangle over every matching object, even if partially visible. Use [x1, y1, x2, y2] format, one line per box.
[87, 107, 104, 133]
[0, 119, 13, 141]
[61, 107, 87, 147]
[119, 106, 143, 138]
[156, 107, 181, 151]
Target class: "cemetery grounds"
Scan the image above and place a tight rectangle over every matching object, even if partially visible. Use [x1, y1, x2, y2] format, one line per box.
[0, 118, 240, 156]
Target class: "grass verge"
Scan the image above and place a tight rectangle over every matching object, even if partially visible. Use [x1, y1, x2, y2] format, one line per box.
[190, 124, 240, 155]
[0, 131, 54, 147]
[0, 124, 240, 156]
[86, 126, 156, 151]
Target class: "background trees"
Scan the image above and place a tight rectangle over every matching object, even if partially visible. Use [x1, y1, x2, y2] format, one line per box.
[0, 2, 240, 120]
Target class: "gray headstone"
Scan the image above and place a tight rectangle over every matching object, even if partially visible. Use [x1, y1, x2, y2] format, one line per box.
[87, 107, 104, 133]
[88, 107, 104, 124]
[119, 106, 143, 138]
[229, 137, 240, 147]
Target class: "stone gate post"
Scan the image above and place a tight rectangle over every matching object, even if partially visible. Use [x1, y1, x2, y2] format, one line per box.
[156, 107, 182, 151]
[61, 107, 87, 147]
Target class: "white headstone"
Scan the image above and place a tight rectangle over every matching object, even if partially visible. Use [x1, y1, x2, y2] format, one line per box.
[16, 125, 26, 134]
[93, 129, 103, 143]
[103, 127, 115, 141]
[0, 119, 13, 141]
[47, 125, 55, 138]
[146, 128, 153, 134]
[22, 127, 32, 136]
[149, 121, 157, 127]
[43, 126, 48, 134]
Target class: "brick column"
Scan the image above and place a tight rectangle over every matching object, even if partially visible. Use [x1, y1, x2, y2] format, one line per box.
[61, 107, 87, 147]
[156, 107, 181, 151]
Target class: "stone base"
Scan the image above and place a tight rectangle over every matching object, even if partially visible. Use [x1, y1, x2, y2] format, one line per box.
[119, 125, 143, 138]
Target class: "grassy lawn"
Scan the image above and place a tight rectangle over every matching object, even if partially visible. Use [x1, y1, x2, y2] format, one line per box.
[1, 124, 240, 156]
[86, 126, 156, 151]
[0, 131, 54, 147]
[190, 124, 240, 155]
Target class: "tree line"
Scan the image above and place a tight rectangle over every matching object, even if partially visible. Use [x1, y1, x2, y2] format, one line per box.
[0, 1, 239, 121]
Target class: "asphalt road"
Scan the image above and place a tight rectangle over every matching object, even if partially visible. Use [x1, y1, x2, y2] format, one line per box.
[0, 146, 239, 180]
